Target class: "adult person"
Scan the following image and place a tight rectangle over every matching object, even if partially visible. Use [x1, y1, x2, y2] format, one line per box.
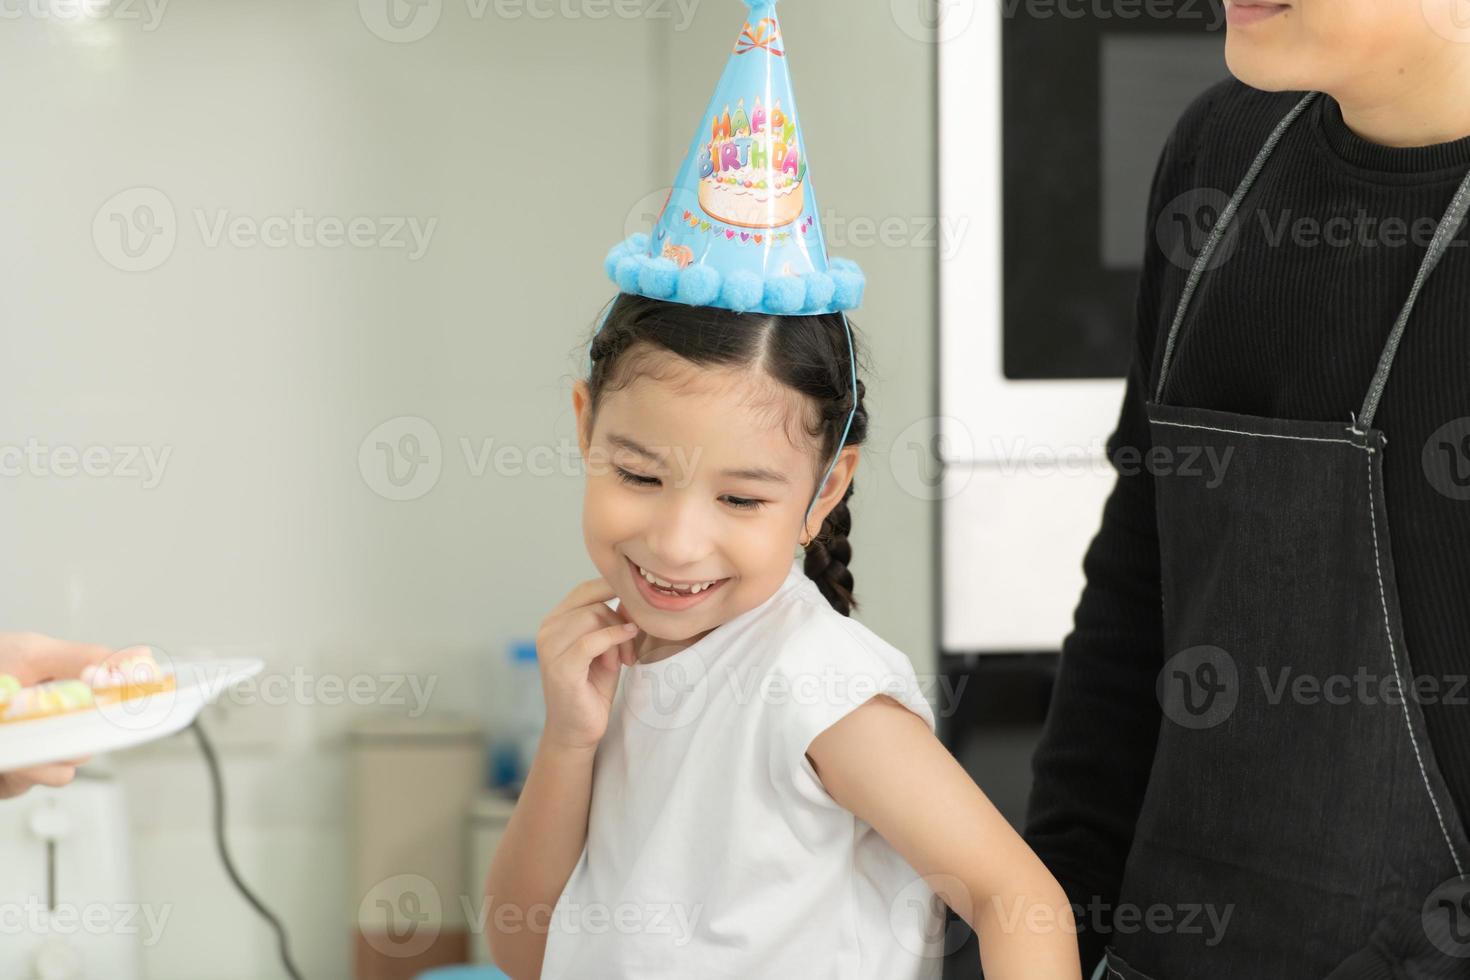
[1023, 2, 1470, 977]
[0, 632, 115, 798]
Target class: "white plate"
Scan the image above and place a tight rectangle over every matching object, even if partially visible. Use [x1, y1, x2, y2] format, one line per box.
[0, 658, 264, 771]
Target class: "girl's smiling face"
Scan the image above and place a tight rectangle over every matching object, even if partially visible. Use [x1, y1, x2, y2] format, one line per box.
[573, 354, 857, 660]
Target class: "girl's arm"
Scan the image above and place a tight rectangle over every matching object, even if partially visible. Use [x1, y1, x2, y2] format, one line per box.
[483, 576, 643, 979]
[483, 740, 597, 979]
[806, 694, 1081, 978]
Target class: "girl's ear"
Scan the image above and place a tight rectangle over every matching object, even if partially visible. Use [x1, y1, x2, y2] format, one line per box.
[802, 445, 860, 541]
[572, 380, 592, 456]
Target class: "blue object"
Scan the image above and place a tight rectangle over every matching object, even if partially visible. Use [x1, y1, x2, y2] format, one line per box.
[487, 742, 520, 791]
[600, 0, 863, 319]
[510, 640, 537, 663]
[412, 967, 510, 980]
[593, 0, 862, 531]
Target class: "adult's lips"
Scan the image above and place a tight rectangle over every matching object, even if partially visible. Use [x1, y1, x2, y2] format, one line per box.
[1226, 0, 1290, 26]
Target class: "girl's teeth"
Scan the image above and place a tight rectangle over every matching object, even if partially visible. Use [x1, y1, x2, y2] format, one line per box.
[637, 564, 720, 594]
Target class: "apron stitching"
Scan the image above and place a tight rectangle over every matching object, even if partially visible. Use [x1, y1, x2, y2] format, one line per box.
[1151, 417, 1369, 450]
[1365, 453, 1467, 877]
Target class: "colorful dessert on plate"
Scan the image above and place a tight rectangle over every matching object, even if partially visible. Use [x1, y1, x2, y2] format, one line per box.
[0, 647, 176, 725]
[81, 646, 176, 705]
[0, 677, 96, 724]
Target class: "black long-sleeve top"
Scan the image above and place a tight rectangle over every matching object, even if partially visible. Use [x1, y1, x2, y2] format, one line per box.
[1022, 77, 1470, 974]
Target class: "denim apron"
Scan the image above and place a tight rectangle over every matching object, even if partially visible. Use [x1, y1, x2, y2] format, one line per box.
[1103, 92, 1470, 979]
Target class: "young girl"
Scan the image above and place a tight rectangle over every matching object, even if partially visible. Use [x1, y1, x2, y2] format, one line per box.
[485, 2, 1079, 976]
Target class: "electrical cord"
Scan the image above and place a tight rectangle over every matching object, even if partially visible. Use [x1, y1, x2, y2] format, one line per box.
[190, 717, 305, 980]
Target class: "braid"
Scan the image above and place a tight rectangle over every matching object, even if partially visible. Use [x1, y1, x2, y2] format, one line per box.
[803, 480, 857, 616]
[802, 350, 867, 616]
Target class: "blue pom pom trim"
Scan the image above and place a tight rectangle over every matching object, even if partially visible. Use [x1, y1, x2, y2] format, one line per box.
[601, 234, 863, 316]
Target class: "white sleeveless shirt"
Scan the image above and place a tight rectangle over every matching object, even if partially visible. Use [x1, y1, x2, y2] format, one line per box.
[539, 557, 946, 979]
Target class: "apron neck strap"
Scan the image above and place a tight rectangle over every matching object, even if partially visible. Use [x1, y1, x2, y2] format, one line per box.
[1152, 88, 1470, 432]
[1357, 165, 1470, 430]
[1153, 91, 1319, 405]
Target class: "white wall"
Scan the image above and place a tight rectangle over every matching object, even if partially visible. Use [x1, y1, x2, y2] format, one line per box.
[0, 0, 937, 976]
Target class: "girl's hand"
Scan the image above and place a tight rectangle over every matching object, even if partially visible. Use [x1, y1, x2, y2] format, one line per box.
[535, 577, 643, 753]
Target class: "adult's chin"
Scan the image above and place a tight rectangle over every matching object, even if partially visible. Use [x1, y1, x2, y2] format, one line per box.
[1223, 34, 1320, 94]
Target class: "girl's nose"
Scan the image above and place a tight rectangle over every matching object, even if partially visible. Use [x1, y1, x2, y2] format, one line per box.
[645, 496, 714, 568]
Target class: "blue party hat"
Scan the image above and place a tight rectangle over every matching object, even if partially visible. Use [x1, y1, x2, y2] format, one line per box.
[596, 0, 861, 532]
[603, 0, 864, 315]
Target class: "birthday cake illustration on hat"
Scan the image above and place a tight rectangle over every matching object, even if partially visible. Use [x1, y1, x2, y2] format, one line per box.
[603, 0, 863, 317]
[697, 95, 806, 230]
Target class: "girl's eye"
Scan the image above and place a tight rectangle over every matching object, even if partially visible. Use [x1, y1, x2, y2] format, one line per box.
[614, 467, 766, 512]
[614, 467, 658, 488]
